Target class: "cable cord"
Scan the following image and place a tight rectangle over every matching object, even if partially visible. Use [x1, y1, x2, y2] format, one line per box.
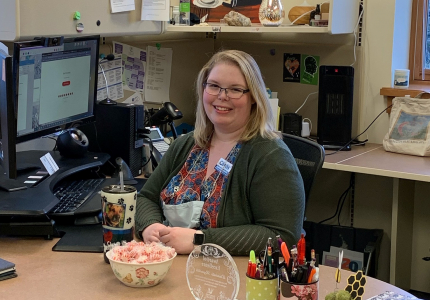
[350, 3, 364, 67]
[337, 173, 355, 226]
[318, 173, 354, 225]
[295, 92, 318, 114]
[325, 104, 393, 156]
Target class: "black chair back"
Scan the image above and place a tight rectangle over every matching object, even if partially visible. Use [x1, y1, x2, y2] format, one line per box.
[282, 133, 325, 218]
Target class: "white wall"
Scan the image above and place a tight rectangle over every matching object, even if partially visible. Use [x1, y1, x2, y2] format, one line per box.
[357, 0, 430, 292]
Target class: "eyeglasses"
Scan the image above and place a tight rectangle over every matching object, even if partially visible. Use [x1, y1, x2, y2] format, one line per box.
[203, 82, 250, 99]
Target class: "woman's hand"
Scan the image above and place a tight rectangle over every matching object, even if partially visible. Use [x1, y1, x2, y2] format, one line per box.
[158, 227, 195, 254]
[142, 223, 168, 243]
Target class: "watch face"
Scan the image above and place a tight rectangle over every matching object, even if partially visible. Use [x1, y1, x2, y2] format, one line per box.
[193, 233, 205, 245]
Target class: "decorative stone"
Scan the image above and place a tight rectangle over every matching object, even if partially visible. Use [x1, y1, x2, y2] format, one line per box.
[222, 11, 251, 26]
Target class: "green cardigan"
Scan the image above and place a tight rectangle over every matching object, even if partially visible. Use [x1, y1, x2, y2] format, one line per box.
[135, 133, 305, 255]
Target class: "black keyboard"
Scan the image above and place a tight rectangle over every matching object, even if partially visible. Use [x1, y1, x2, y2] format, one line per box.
[50, 178, 105, 214]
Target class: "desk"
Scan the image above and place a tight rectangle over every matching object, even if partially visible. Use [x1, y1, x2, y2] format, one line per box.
[0, 237, 413, 300]
[322, 143, 430, 289]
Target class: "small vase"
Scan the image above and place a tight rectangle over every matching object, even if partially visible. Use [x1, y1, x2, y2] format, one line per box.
[259, 0, 285, 27]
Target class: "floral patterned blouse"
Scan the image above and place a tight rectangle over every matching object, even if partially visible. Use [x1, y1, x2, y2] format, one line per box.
[160, 143, 242, 229]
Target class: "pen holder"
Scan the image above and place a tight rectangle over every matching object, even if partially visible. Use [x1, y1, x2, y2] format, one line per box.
[246, 274, 278, 300]
[101, 185, 137, 264]
[279, 278, 319, 300]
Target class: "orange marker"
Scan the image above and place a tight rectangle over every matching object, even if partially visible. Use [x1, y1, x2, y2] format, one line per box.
[281, 242, 290, 266]
[308, 268, 317, 283]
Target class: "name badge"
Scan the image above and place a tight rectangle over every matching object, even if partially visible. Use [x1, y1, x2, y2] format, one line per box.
[214, 158, 232, 176]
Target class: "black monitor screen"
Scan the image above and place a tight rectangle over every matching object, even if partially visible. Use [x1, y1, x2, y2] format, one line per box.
[13, 35, 100, 143]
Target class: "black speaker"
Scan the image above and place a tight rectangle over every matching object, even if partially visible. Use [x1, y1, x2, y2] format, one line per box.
[57, 128, 89, 157]
[79, 103, 144, 177]
[317, 66, 354, 150]
[282, 113, 302, 136]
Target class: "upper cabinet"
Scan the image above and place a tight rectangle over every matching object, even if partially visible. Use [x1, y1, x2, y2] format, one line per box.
[165, 0, 360, 34]
[0, 0, 162, 41]
[0, 0, 359, 41]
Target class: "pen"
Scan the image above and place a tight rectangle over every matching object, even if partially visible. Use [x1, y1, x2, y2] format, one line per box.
[291, 245, 298, 268]
[267, 246, 273, 276]
[272, 250, 280, 277]
[276, 235, 283, 250]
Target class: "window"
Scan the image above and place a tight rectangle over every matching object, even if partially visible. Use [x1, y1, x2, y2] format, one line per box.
[410, 0, 430, 81]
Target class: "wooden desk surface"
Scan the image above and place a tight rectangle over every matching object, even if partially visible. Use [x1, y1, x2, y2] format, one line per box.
[323, 143, 430, 182]
[0, 237, 412, 300]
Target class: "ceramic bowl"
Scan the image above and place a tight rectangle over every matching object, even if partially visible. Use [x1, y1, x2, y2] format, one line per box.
[106, 249, 177, 287]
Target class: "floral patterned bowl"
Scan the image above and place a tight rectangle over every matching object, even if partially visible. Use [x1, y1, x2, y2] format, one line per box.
[106, 249, 177, 287]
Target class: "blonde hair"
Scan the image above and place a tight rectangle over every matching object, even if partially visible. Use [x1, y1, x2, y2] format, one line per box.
[194, 50, 278, 148]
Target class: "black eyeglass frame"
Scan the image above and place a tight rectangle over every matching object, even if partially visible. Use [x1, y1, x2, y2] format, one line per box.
[203, 82, 250, 99]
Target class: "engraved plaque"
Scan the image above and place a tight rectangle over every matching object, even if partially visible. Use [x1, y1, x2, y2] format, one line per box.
[186, 244, 240, 300]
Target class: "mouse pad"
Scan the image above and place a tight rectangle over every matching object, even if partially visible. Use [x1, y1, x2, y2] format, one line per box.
[53, 224, 103, 253]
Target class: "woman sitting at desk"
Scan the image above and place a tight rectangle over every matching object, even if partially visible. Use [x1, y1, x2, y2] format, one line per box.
[135, 49, 305, 255]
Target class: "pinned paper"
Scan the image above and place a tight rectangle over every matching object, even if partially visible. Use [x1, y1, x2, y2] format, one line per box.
[110, 0, 135, 13]
[300, 54, 320, 85]
[123, 92, 143, 105]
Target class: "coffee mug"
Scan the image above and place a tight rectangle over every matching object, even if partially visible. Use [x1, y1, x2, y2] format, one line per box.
[246, 275, 278, 300]
[279, 278, 319, 300]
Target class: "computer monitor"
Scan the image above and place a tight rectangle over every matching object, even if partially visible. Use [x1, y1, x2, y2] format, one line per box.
[0, 47, 17, 179]
[0, 35, 100, 182]
[13, 35, 100, 144]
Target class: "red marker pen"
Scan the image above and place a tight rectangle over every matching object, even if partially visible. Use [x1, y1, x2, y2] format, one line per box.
[297, 233, 306, 265]
[247, 260, 252, 277]
[250, 262, 257, 278]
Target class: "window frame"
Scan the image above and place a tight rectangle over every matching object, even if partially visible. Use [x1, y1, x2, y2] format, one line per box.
[409, 0, 430, 81]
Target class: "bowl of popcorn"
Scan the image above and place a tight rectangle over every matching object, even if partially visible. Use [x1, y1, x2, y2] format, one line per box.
[106, 241, 177, 287]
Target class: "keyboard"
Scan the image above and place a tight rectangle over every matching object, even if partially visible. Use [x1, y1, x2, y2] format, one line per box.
[50, 178, 105, 214]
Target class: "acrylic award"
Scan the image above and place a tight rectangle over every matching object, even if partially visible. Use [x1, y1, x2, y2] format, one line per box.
[186, 243, 240, 300]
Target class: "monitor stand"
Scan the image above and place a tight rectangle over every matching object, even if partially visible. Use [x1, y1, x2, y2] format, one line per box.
[0, 178, 28, 192]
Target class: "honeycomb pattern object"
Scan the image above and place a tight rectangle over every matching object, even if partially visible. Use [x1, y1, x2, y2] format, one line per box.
[345, 271, 367, 300]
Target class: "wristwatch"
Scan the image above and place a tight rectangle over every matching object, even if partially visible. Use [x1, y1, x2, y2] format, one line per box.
[193, 230, 205, 246]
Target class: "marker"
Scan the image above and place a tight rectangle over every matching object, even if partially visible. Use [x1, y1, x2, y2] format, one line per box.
[276, 235, 283, 250]
[297, 233, 306, 266]
[251, 262, 257, 278]
[312, 267, 319, 282]
[250, 250, 256, 264]
[308, 267, 316, 283]
[247, 260, 252, 277]
[281, 242, 290, 265]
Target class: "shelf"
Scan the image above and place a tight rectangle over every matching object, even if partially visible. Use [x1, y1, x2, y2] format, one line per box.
[164, 0, 359, 35]
[165, 23, 329, 33]
[380, 86, 430, 114]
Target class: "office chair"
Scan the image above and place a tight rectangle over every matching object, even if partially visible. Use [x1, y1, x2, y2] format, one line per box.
[282, 133, 325, 223]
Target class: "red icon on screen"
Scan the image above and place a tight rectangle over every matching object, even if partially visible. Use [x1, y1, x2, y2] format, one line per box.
[62, 81, 70, 86]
